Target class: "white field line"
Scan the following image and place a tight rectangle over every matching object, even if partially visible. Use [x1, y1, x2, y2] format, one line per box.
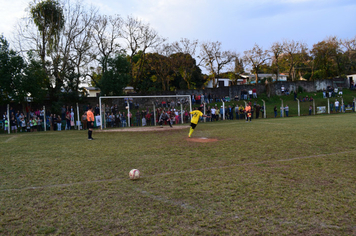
[3, 136, 18, 143]
[1, 149, 355, 193]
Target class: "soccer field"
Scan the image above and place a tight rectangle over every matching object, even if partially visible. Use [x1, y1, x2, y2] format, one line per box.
[1, 114, 355, 235]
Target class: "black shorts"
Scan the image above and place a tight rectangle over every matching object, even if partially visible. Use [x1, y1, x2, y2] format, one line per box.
[190, 123, 197, 129]
[87, 121, 94, 129]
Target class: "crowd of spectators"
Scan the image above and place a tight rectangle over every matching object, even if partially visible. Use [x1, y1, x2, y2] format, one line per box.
[1, 105, 77, 133]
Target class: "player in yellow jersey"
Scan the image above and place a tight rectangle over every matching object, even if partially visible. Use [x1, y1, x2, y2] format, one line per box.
[188, 105, 210, 138]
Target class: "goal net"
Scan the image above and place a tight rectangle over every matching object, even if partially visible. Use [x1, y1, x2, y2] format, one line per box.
[98, 95, 192, 129]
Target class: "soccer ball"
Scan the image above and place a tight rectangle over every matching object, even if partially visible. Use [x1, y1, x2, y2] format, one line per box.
[125, 106, 129, 109]
[129, 169, 140, 180]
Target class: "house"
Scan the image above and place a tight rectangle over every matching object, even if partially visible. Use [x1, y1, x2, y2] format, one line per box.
[83, 86, 136, 97]
[347, 74, 356, 88]
[206, 78, 246, 88]
[83, 87, 100, 97]
[246, 74, 288, 83]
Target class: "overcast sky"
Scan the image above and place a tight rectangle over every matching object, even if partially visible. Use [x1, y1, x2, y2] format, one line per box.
[1, 0, 355, 56]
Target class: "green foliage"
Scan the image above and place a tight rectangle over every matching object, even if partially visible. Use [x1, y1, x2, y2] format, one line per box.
[99, 54, 131, 96]
[22, 51, 49, 103]
[30, 0, 64, 53]
[0, 35, 26, 105]
[298, 86, 304, 93]
[0, 36, 50, 105]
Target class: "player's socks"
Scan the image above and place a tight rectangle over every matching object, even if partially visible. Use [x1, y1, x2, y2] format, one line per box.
[188, 127, 194, 137]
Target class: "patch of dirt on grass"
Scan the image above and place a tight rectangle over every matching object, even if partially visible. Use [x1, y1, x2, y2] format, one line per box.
[187, 137, 218, 143]
[97, 126, 189, 132]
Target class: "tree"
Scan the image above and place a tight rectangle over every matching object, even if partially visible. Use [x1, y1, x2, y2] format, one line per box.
[311, 37, 343, 79]
[30, 0, 64, 67]
[121, 15, 166, 91]
[243, 44, 270, 84]
[99, 53, 131, 96]
[0, 36, 47, 106]
[91, 14, 122, 76]
[200, 41, 236, 88]
[282, 40, 308, 81]
[341, 36, 356, 73]
[169, 38, 203, 89]
[0, 35, 26, 105]
[170, 52, 202, 89]
[22, 51, 48, 103]
[270, 41, 284, 81]
[15, 0, 97, 108]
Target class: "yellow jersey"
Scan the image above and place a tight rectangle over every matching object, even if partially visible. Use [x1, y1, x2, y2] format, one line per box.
[190, 110, 203, 124]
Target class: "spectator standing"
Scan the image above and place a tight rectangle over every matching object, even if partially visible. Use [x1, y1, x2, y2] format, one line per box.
[81, 112, 87, 130]
[146, 111, 151, 126]
[248, 89, 253, 99]
[37, 117, 42, 131]
[235, 105, 239, 120]
[239, 105, 245, 119]
[65, 111, 71, 130]
[285, 105, 289, 117]
[116, 112, 121, 127]
[252, 88, 257, 98]
[220, 106, 224, 120]
[57, 115, 62, 131]
[211, 106, 216, 121]
[53, 115, 57, 131]
[21, 118, 26, 132]
[309, 105, 313, 115]
[135, 111, 141, 126]
[95, 104, 100, 116]
[121, 112, 127, 127]
[335, 99, 339, 112]
[274, 106, 277, 118]
[70, 109, 75, 128]
[215, 107, 220, 121]
[255, 104, 260, 119]
[228, 105, 233, 120]
[61, 105, 66, 120]
[245, 103, 252, 122]
[196, 94, 201, 105]
[10, 116, 17, 133]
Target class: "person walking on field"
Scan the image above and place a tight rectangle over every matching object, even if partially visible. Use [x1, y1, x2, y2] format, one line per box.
[87, 106, 94, 140]
[188, 105, 211, 138]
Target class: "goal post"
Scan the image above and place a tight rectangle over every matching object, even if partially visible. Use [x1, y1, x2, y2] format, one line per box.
[99, 95, 192, 129]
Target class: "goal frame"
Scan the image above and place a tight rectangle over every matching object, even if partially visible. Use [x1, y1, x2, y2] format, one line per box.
[99, 95, 192, 129]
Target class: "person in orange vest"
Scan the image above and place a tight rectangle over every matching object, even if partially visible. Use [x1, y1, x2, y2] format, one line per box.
[245, 103, 252, 122]
[87, 105, 95, 140]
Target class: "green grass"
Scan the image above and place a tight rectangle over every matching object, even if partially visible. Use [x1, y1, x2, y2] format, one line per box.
[1, 114, 356, 235]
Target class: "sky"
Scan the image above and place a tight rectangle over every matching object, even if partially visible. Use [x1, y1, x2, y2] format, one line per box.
[1, 0, 356, 58]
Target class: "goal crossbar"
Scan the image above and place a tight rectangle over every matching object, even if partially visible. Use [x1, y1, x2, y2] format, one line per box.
[99, 95, 192, 129]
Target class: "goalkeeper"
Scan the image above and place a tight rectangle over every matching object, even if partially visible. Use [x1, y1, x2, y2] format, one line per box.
[188, 105, 211, 138]
[159, 110, 172, 128]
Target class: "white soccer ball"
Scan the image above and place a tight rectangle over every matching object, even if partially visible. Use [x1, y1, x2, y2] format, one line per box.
[125, 106, 129, 109]
[129, 169, 140, 180]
